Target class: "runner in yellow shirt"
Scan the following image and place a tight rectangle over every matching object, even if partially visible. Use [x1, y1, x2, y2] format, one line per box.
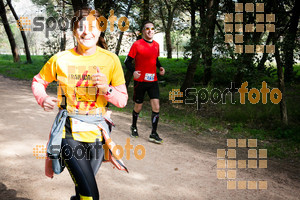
[32, 8, 128, 200]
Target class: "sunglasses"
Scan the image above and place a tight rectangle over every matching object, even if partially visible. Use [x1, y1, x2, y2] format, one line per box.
[144, 27, 155, 31]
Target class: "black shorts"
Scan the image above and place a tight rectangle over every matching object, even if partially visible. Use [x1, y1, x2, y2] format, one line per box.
[133, 81, 159, 104]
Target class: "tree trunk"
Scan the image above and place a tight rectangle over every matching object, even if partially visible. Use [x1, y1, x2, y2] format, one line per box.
[202, 0, 220, 85]
[0, 0, 20, 62]
[177, 42, 179, 59]
[180, 52, 200, 91]
[282, 0, 299, 82]
[115, 0, 133, 55]
[181, 0, 198, 91]
[257, 52, 268, 71]
[143, 0, 150, 24]
[164, 3, 176, 59]
[274, 45, 288, 125]
[61, 32, 66, 51]
[7, 0, 32, 63]
[165, 28, 172, 59]
[158, 0, 179, 58]
[257, 33, 273, 71]
[60, 0, 66, 51]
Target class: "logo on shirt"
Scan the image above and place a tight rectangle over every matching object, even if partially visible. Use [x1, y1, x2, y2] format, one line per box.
[68, 74, 92, 80]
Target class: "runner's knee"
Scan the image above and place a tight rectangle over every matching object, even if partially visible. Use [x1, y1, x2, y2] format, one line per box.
[134, 103, 143, 113]
[150, 99, 159, 112]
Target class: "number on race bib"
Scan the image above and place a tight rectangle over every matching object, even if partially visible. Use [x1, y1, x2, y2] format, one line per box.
[144, 73, 155, 81]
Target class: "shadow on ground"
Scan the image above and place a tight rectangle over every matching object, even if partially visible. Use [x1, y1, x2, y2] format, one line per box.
[0, 182, 31, 200]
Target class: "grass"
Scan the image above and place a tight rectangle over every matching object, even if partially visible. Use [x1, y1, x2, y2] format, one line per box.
[1, 54, 299, 160]
[0, 55, 45, 80]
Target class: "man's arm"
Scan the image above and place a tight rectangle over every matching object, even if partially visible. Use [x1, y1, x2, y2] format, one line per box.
[124, 56, 135, 73]
[156, 57, 162, 69]
[156, 58, 165, 76]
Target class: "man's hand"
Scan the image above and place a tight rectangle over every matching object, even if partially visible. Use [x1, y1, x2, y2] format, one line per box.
[133, 71, 141, 79]
[159, 67, 165, 76]
[43, 96, 59, 111]
[92, 67, 109, 95]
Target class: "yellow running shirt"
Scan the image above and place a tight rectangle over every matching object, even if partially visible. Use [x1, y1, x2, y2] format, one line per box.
[39, 46, 125, 142]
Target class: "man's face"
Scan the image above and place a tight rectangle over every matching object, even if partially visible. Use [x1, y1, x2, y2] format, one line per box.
[142, 23, 155, 41]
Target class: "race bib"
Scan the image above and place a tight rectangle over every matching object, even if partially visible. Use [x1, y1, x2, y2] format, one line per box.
[71, 118, 99, 133]
[144, 73, 155, 81]
[75, 86, 97, 102]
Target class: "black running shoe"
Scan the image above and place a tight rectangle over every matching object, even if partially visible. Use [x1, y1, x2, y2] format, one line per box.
[70, 196, 77, 200]
[131, 126, 139, 138]
[149, 132, 163, 144]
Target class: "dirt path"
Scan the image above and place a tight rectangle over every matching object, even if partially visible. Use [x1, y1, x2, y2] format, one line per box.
[0, 75, 299, 200]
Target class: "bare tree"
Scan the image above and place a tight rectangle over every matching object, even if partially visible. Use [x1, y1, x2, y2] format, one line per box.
[200, 0, 220, 85]
[7, 0, 32, 63]
[60, 0, 66, 51]
[180, 0, 199, 92]
[180, 0, 220, 90]
[157, 0, 178, 59]
[282, 0, 299, 82]
[0, 0, 20, 62]
[274, 45, 288, 125]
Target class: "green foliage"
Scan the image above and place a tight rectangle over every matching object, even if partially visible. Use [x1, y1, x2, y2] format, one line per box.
[118, 55, 126, 64]
[0, 54, 44, 80]
[31, 0, 62, 18]
[153, 57, 280, 88]
[158, 58, 195, 84]
[220, 96, 281, 128]
[42, 32, 61, 62]
[294, 64, 300, 76]
[211, 58, 238, 85]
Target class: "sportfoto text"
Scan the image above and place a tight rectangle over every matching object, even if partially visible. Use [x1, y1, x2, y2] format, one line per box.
[183, 81, 282, 109]
[48, 138, 145, 161]
[28, 10, 129, 37]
